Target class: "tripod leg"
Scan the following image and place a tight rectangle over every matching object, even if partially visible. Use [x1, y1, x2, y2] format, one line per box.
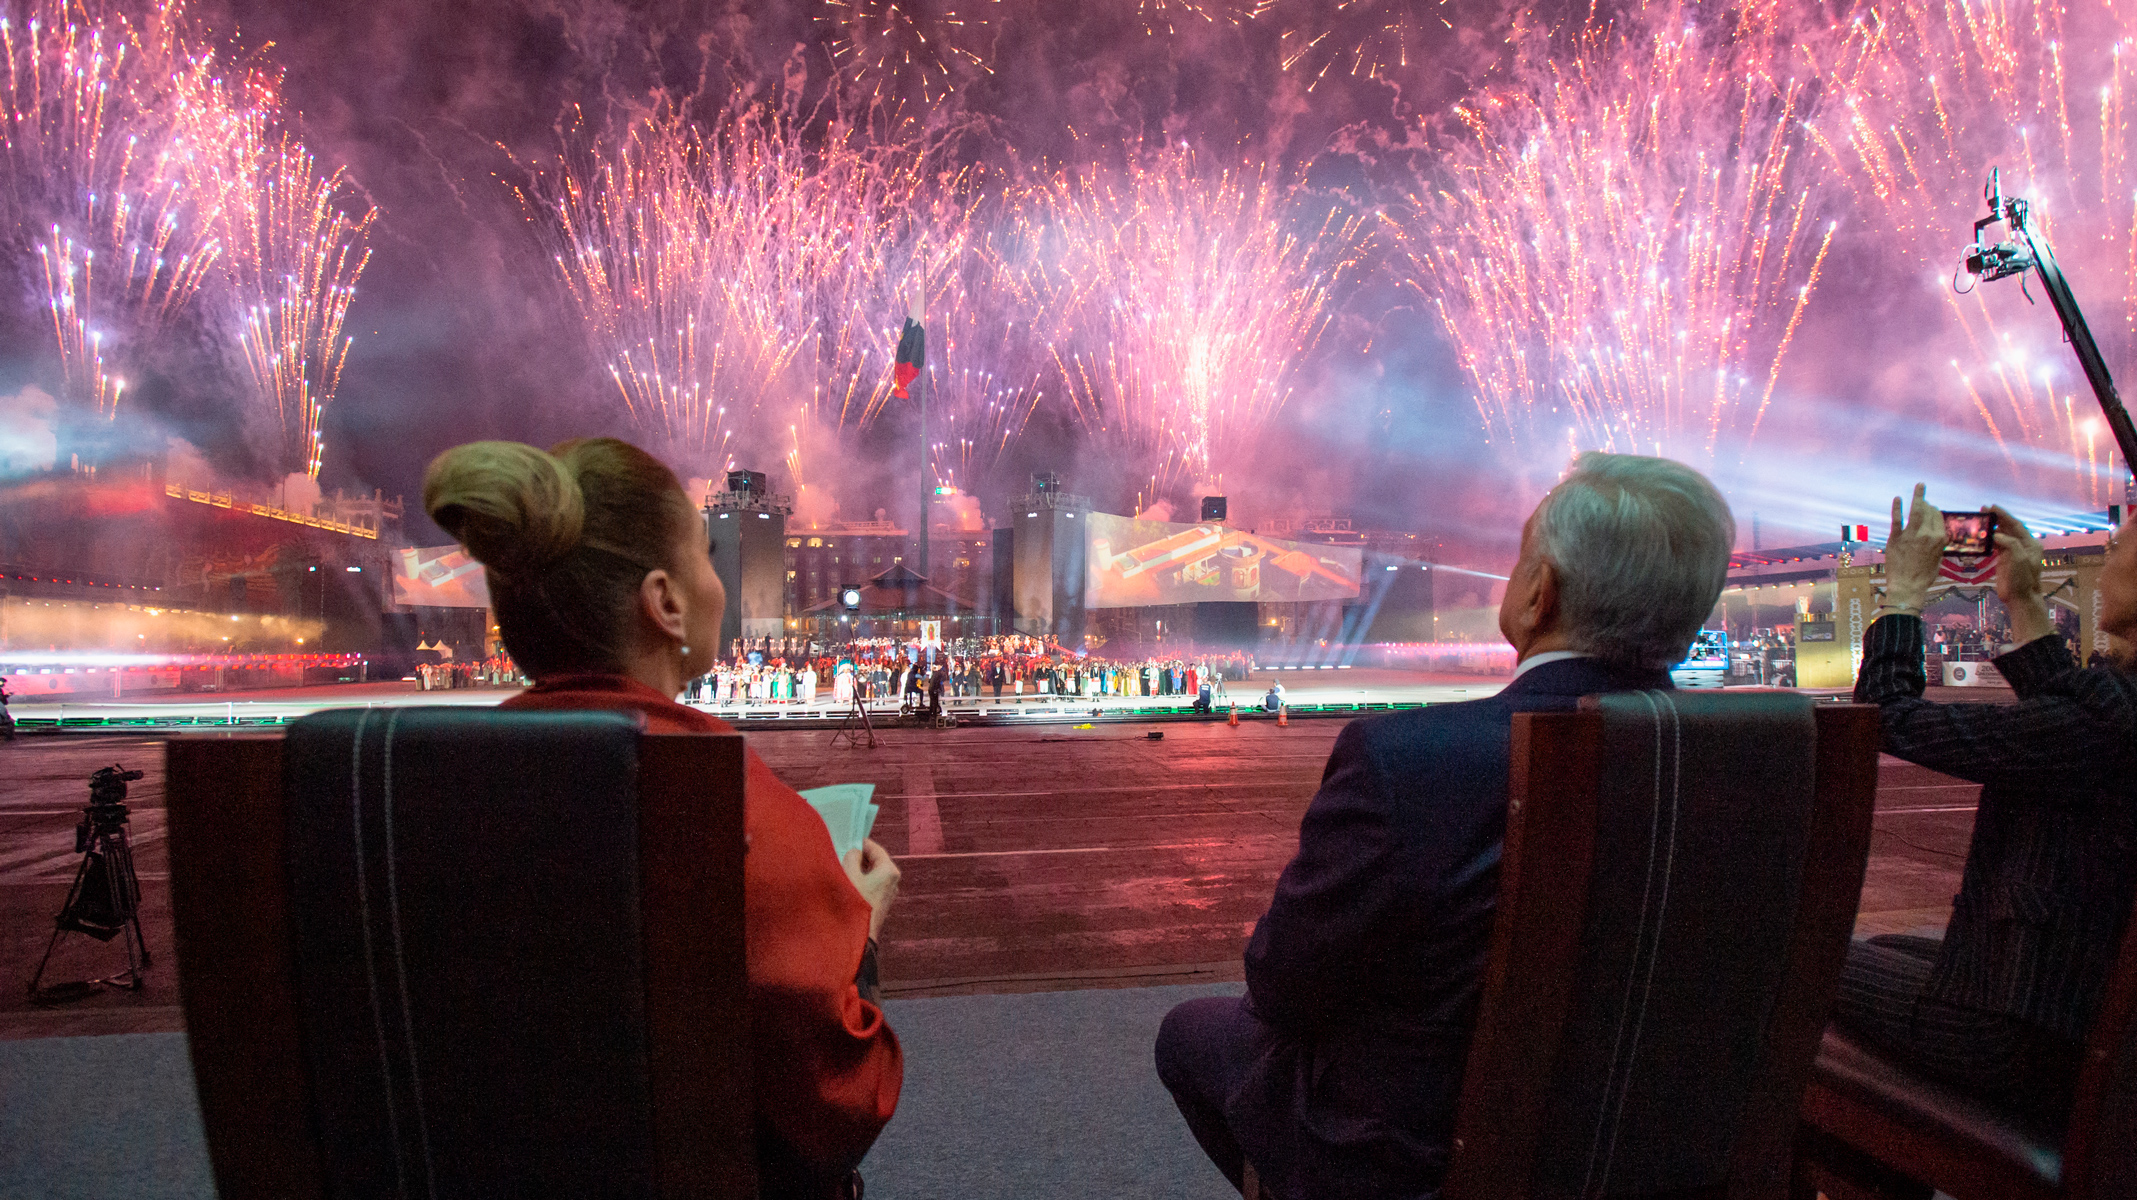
[28, 853, 93, 994]
[111, 831, 150, 979]
[28, 922, 68, 995]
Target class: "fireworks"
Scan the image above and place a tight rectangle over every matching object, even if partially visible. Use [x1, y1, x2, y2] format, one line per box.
[818, 0, 996, 107]
[1809, 0, 2137, 503]
[1028, 142, 1367, 496]
[525, 97, 980, 477]
[918, 214, 1051, 495]
[3, 0, 223, 418]
[209, 110, 373, 478]
[0, 0, 372, 477]
[1390, 0, 1836, 462]
[1276, 0, 1440, 90]
[1136, 0, 1270, 37]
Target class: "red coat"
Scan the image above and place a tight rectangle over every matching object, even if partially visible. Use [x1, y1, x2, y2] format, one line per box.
[501, 675, 902, 1176]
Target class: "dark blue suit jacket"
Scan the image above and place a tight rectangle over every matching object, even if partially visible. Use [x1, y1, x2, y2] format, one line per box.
[1227, 656, 1674, 1200]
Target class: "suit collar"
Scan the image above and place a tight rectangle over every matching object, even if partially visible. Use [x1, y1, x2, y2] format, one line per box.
[1499, 654, 1673, 698]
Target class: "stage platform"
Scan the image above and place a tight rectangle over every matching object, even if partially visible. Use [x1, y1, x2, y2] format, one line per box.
[1, 666, 1523, 733]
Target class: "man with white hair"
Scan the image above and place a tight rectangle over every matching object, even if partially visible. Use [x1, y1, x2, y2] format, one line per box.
[1155, 453, 1737, 1199]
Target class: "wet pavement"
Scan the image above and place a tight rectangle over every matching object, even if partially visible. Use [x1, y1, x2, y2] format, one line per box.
[0, 707, 1979, 1039]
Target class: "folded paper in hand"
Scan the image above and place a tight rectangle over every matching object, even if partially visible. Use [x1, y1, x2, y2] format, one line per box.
[798, 783, 880, 860]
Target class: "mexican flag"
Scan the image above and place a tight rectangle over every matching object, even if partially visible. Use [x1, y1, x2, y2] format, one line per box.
[893, 318, 925, 399]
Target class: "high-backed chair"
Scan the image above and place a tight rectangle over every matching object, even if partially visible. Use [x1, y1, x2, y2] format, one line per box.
[1444, 694, 1880, 1200]
[1791, 888, 2137, 1200]
[167, 709, 754, 1199]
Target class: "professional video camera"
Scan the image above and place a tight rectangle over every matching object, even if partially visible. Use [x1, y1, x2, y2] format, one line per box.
[29, 764, 152, 999]
[1962, 168, 2137, 471]
[78, 766, 145, 851]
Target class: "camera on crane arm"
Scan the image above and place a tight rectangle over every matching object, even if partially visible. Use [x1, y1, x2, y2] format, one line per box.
[1964, 170, 2037, 285]
[1959, 167, 2137, 477]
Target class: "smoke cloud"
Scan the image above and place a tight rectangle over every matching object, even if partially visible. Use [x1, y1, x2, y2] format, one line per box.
[0, 0, 2104, 578]
[0, 382, 56, 476]
[0, 384, 58, 478]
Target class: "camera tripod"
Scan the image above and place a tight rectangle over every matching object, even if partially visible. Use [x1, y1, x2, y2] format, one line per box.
[831, 686, 878, 749]
[29, 766, 151, 999]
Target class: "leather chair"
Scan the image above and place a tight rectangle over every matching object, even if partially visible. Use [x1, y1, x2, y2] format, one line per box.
[1791, 889, 2137, 1200]
[1443, 694, 1880, 1200]
[167, 709, 753, 1199]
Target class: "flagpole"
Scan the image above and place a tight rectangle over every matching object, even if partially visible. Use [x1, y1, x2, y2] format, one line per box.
[912, 291, 928, 590]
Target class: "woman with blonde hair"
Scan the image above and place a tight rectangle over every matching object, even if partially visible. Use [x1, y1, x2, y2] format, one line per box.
[423, 437, 901, 1199]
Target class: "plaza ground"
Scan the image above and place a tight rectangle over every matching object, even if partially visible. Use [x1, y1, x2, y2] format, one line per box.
[1, 693, 1976, 1039]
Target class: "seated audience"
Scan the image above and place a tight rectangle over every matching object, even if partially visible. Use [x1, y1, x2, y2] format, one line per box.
[1843, 486, 2137, 1121]
[1155, 453, 1735, 1198]
[424, 438, 902, 1200]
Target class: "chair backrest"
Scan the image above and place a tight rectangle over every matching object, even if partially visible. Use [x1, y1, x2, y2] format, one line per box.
[1446, 695, 1880, 1200]
[167, 709, 753, 1200]
[2065, 888, 2137, 1199]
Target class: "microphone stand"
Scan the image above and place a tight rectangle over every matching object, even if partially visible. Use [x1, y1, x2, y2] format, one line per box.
[1965, 168, 2137, 475]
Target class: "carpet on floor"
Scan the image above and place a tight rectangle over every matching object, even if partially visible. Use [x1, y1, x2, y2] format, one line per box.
[0, 982, 1241, 1200]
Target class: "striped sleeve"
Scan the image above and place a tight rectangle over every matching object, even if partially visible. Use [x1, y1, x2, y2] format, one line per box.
[1853, 614, 2137, 798]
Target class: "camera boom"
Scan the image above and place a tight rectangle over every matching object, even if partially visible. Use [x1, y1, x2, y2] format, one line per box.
[1966, 166, 2137, 471]
[1965, 168, 2137, 473]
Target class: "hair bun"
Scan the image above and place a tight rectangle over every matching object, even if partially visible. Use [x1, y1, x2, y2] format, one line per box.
[422, 441, 586, 577]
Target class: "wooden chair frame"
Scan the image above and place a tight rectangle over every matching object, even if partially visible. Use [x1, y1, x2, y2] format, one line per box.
[166, 731, 754, 1200]
[1444, 704, 1882, 1200]
[1794, 886, 2137, 1200]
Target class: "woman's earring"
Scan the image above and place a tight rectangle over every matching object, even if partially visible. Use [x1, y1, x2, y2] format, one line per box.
[680, 643, 691, 657]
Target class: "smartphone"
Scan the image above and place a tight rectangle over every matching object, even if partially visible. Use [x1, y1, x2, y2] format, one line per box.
[1942, 510, 1999, 557]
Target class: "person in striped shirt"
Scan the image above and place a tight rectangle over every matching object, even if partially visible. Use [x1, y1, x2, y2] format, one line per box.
[1843, 485, 2137, 1121]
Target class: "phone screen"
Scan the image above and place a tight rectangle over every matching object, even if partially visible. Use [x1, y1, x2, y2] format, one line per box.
[1942, 510, 1998, 557]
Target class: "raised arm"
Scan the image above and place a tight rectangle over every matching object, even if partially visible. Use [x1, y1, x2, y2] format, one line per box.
[1858, 490, 2137, 793]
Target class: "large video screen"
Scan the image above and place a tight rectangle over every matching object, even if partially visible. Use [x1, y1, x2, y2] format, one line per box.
[393, 545, 492, 609]
[1085, 512, 1362, 608]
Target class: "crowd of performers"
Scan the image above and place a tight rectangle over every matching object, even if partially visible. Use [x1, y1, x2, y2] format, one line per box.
[413, 654, 520, 690]
[682, 634, 1255, 711]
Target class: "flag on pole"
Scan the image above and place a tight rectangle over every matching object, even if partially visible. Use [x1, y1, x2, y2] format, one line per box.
[893, 318, 925, 399]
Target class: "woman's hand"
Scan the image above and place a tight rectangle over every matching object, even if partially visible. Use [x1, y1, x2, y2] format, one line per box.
[842, 839, 901, 941]
[1882, 483, 1947, 611]
[1990, 505, 2057, 647]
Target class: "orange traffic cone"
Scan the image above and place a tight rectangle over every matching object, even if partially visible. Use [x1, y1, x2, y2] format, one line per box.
[1227, 704, 1239, 728]
[1277, 705, 1289, 728]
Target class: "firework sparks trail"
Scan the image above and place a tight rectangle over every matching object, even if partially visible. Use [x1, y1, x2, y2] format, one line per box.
[206, 105, 374, 478]
[2, 0, 225, 418]
[1024, 142, 1367, 500]
[525, 97, 982, 480]
[1136, 0, 1271, 37]
[916, 203, 1051, 496]
[1, 0, 371, 477]
[1276, 0, 1442, 90]
[1811, 0, 2137, 504]
[819, 0, 997, 107]
[1390, 0, 1837, 463]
